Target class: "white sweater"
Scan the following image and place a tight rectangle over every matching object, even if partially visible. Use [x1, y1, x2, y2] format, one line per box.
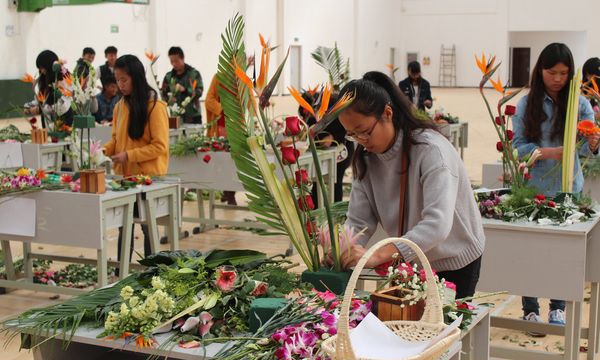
[346, 129, 485, 271]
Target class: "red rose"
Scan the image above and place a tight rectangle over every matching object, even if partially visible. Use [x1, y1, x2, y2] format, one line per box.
[534, 194, 546, 201]
[496, 141, 503, 152]
[548, 200, 556, 208]
[505, 105, 516, 116]
[198, 147, 210, 152]
[29, 117, 37, 125]
[144, 177, 152, 185]
[524, 173, 532, 180]
[212, 142, 223, 151]
[284, 116, 302, 136]
[506, 130, 514, 140]
[203, 154, 212, 163]
[281, 146, 300, 165]
[60, 174, 72, 183]
[495, 116, 505, 126]
[298, 194, 315, 210]
[295, 169, 310, 186]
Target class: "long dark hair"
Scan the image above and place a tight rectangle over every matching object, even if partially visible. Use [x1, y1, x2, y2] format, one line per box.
[339, 71, 438, 180]
[525, 43, 574, 142]
[36, 50, 64, 105]
[114, 55, 157, 140]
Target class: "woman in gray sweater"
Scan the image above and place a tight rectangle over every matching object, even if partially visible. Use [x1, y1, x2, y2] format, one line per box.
[337, 71, 485, 298]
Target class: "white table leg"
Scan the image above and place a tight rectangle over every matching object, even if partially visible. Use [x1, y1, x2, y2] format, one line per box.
[1, 240, 16, 281]
[118, 202, 134, 280]
[589, 282, 600, 360]
[472, 309, 490, 360]
[143, 196, 160, 254]
[565, 301, 582, 360]
[23, 242, 32, 281]
[168, 189, 179, 251]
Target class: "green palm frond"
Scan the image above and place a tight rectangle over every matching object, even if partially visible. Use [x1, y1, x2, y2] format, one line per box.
[1, 275, 136, 349]
[311, 43, 351, 91]
[216, 15, 286, 236]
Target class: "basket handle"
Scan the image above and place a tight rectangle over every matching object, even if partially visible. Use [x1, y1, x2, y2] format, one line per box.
[334, 237, 444, 360]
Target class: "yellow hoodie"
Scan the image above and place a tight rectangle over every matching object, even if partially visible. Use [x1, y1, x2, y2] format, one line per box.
[103, 99, 169, 176]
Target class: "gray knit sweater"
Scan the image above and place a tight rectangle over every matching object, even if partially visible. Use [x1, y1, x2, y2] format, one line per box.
[346, 129, 485, 271]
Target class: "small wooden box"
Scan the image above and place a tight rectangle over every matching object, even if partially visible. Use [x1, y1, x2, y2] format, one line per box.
[370, 286, 425, 321]
[168, 116, 180, 129]
[31, 128, 48, 144]
[80, 169, 106, 194]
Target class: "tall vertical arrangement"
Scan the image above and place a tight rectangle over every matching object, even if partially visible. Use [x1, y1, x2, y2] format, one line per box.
[561, 69, 582, 193]
[216, 15, 354, 277]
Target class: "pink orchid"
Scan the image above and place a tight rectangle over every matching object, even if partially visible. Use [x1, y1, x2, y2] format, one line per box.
[198, 311, 214, 337]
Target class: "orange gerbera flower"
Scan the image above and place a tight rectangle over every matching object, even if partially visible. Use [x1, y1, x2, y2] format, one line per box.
[577, 120, 600, 136]
[289, 86, 315, 118]
[36, 169, 47, 180]
[21, 73, 34, 83]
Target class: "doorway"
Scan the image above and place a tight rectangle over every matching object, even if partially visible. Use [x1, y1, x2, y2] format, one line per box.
[511, 47, 531, 87]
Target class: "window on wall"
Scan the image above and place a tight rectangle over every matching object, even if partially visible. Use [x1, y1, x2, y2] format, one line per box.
[290, 45, 302, 90]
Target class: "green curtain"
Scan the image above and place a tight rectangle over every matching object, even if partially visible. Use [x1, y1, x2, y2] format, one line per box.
[17, 0, 149, 12]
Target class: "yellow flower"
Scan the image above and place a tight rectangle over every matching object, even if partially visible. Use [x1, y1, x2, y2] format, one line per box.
[16, 168, 30, 177]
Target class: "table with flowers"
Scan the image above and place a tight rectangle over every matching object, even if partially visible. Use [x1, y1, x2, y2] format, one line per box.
[0, 181, 180, 295]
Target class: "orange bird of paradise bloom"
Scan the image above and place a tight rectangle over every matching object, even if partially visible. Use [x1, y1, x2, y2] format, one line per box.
[21, 73, 34, 83]
[64, 73, 73, 87]
[489, 76, 505, 94]
[317, 84, 332, 120]
[256, 33, 271, 91]
[289, 86, 316, 118]
[475, 53, 496, 76]
[36, 91, 46, 103]
[145, 50, 159, 64]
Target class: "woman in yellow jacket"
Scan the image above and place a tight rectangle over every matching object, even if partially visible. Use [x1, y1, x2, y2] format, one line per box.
[104, 54, 169, 267]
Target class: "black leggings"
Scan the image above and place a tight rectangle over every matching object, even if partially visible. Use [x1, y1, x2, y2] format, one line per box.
[436, 256, 482, 299]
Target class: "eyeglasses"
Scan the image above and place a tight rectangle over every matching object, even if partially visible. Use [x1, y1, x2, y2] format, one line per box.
[345, 120, 379, 142]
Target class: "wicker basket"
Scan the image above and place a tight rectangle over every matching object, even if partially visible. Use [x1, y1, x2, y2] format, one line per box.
[321, 237, 460, 360]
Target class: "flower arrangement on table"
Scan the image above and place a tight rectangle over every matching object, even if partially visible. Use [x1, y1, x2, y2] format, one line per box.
[431, 107, 460, 124]
[108, 174, 153, 191]
[217, 16, 354, 286]
[475, 53, 596, 224]
[1, 249, 309, 351]
[372, 253, 501, 330]
[21, 60, 73, 141]
[164, 77, 195, 118]
[477, 189, 595, 225]
[0, 168, 68, 196]
[215, 289, 371, 360]
[170, 133, 230, 157]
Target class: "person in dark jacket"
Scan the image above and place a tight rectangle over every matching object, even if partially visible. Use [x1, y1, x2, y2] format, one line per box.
[398, 61, 432, 110]
[99, 46, 118, 82]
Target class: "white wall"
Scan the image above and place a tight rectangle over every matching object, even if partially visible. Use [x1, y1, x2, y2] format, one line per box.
[509, 31, 588, 74]
[4, 0, 600, 92]
[395, 0, 509, 87]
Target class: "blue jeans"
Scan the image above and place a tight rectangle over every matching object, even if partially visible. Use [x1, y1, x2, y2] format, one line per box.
[522, 296, 565, 316]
